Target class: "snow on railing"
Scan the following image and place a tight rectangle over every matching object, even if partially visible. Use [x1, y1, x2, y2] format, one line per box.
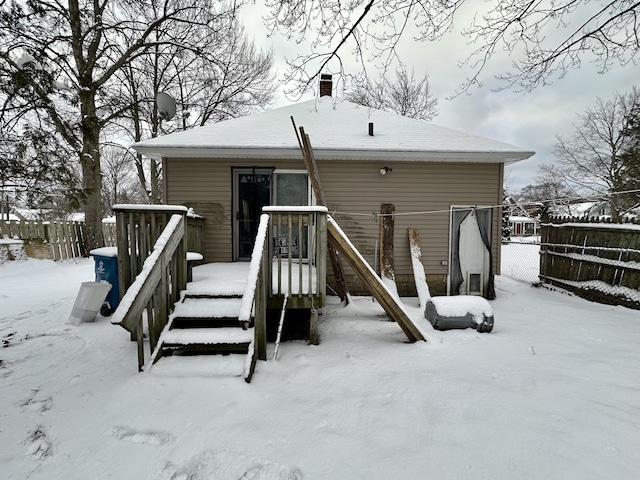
[111, 214, 187, 371]
[239, 214, 270, 324]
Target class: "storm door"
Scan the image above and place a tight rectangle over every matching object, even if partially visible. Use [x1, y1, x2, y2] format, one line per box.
[233, 168, 273, 261]
[271, 170, 313, 260]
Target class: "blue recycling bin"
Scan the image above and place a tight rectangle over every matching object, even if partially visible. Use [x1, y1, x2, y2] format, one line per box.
[90, 247, 119, 316]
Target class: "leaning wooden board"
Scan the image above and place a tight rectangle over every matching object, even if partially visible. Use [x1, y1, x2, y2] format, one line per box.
[408, 228, 431, 308]
[327, 217, 426, 343]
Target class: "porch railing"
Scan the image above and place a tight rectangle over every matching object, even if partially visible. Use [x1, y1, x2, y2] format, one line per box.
[110, 213, 187, 371]
[241, 207, 328, 360]
[113, 205, 190, 300]
[239, 213, 270, 361]
[263, 206, 327, 309]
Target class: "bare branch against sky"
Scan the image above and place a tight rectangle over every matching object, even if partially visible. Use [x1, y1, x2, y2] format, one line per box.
[264, 0, 640, 97]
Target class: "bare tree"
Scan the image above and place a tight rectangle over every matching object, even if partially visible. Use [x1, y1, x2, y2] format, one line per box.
[264, 0, 640, 96]
[619, 106, 640, 212]
[0, 0, 243, 251]
[551, 87, 640, 220]
[109, 17, 276, 203]
[518, 168, 578, 204]
[101, 146, 148, 215]
[346, 67, 438, 120]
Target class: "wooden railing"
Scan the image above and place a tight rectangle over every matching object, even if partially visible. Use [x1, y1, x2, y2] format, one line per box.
[112, 205, 190, 300]
[238, 213, 270, 361]
[240, 208, 328, 361]
[110, 213, 188, 371]
[263, 206, 327, 310]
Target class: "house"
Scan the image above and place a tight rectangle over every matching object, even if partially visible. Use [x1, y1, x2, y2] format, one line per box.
[132, 76, 534, 299]
[509, 216, 539, 236]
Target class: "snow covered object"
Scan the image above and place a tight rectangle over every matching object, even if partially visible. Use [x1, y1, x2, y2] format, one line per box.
[424, 296, 494, 333]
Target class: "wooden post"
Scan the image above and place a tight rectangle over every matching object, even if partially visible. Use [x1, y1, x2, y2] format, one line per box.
[256, 237, 268, 360]
[379, 204, 398, 298]
[294, 121, 349, 302]
[309, 308, 319, 345]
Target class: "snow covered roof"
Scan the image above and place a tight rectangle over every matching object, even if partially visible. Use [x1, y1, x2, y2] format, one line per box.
[132, 98, 534, 164]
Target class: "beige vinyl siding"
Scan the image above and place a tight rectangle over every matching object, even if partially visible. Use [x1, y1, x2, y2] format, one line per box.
[164, 157, 502, 294]
[164, 158, 307, 262]
[317, 161, 501, 286]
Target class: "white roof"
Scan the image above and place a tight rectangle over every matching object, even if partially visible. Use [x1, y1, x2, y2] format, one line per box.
[133, 98, 534, 164]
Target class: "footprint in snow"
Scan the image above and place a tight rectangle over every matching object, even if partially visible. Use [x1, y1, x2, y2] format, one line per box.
[158, 450, 302, 480]
[239, 463, 303, 480]
[2, 331, 17, 347]
[0, 359, 13, 378]
[25, 426, 52, 460]
[103, 426, 173, 445]
[22, 393, 53, 413]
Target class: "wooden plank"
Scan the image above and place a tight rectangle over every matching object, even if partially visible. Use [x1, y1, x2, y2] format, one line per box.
[294, 121, 349, 302]
[50, 221, 61, 261]
[408, 228, 431, 308]
[327, 217, 426, 342]
[61, 220, 72, 259]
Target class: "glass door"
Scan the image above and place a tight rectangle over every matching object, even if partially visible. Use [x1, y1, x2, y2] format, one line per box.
[271, 170, 313, 259]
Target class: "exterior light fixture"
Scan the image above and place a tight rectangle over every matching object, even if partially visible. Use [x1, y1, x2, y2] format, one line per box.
[379, 166, 392, 175]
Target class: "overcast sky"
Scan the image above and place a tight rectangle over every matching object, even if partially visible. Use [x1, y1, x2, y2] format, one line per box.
[240, 2, 639, 193]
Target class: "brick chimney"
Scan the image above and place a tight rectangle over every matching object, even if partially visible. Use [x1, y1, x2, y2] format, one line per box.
[319, 74, 333, 97]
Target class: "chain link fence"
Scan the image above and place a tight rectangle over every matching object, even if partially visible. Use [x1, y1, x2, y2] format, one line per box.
[500, 237, 541, 284]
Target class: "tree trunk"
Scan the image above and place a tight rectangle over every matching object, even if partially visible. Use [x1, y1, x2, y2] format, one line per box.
[150, 159, 161, 204]
[79, 91, 104, 254]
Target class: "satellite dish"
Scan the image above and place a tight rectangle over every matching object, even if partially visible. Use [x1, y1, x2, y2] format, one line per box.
[156, 92, 176, 121]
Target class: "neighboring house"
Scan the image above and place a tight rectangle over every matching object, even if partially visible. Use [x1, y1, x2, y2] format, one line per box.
[509, 216, 539, 236]
[133, 76, 534, 298]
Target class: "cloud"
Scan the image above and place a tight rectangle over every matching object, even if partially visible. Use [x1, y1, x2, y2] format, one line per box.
[241, 2, 639, 191]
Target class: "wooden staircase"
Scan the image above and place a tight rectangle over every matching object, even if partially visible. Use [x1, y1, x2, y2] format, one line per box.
[149, 288, 257, 382]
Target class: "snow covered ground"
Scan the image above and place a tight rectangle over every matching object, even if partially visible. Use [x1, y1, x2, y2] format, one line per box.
[1, 258, 639, 479]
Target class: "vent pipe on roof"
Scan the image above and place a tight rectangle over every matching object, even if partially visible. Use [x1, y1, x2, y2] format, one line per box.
[320, 74, 332, 97]
[369, 122, 374, 136]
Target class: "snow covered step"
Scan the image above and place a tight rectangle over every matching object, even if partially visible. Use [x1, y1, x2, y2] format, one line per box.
[184, 278, 246, 298]
[182, 292, 243, 299]
[174, 297, 242, 317]
[148, 354, 247, 378]
[170, 298, 244, 328]
[159, 327, 253, 354]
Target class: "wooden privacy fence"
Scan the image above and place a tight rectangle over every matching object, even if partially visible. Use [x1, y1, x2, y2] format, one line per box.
[1, 212, 203, 262]
[0, 219, 84, 260]
[540, 216, 640, 310]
